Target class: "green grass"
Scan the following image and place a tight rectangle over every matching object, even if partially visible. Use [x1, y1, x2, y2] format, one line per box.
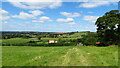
[2, 38, 33, 44]
[60, 32, 87, 38]
[37, 42, 48, 45]
[2, 46, 118, 66]
[41, 38, 59, 40]
[41, 38, 77, 40]
[0, 46, 2, 67]
[2, 37, 77, 44]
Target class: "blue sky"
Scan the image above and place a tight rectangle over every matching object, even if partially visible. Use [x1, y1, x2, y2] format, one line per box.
[1, 1, 119, 32]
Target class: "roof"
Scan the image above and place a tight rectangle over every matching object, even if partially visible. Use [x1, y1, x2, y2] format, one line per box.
[49, 40, 56, 41]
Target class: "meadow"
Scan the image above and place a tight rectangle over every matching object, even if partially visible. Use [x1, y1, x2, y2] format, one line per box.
[2, 46, 118, 66]
[2, 38, 32, 44]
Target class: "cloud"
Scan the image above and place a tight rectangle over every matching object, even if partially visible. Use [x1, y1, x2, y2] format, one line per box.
[39, 16, 52, 21]
[13, 12, 35, 19]
[29, 10, 44, 16]
[24, 21, 30, 23]
[32, 16, 52, 23]
[0, 9, 9, 15]
[79, 1, 110, 8]
[5, 0, 119, 2]
[12, 10, 44, 19]
[56, 18, 74, 22]
[0, 9, 10, 21]
[68, 22, 76, 25]
[32, 20, 44, 23]
[0, 16, 10, 21]
[3, 21, 8, 24]
[7, 0, 62, 9]
[83, 15, 99, 23]
[60, 12, 80, 17]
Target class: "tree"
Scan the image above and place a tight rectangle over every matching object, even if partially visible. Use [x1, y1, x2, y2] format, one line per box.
[81, 32, 98, 46]
[95, 10, 120, 45]
[38, 36, 42, 40]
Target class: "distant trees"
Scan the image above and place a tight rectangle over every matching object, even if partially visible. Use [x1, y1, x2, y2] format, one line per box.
[80, 33, 97, 46]
[2, 33, 32, 39]
[37, 36, 42, 40]
[95, 10, 120, 45]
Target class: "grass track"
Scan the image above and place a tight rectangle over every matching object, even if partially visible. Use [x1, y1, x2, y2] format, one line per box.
[2, 46, 118, 66]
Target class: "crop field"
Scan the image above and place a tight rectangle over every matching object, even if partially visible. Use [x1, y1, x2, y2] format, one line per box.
[2, 46, 118, 66]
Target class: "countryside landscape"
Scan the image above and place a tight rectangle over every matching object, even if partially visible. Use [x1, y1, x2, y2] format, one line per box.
[1, 0, 120, 67]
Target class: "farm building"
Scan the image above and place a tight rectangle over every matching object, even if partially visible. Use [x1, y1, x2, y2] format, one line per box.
[49, 40, 57, 43]
[77, 42, 83, 46]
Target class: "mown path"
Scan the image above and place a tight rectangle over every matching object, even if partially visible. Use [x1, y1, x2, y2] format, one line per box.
[61, 47, 90, 66]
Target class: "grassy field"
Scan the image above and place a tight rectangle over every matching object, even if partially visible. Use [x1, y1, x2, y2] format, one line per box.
[2, 38, 32, 44]
[2, 46, 118, 66]
[60, 32, 87, 38]
[2, 38, 77, 44]
[41, 38, 77, 40]
[0, 46, 1, 67]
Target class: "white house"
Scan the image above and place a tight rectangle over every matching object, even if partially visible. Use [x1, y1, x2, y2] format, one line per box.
[49, 40, 57, 43]
[77, 42, 83, 46]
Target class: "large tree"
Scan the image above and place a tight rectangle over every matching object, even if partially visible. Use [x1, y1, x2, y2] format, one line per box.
[95, 10, 120, 45]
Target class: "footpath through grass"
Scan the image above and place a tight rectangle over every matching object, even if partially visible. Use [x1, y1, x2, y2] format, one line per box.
[2, 46, 118, 66]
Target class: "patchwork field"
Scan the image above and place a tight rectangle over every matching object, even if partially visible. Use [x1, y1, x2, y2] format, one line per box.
[2, 46, 118, 66]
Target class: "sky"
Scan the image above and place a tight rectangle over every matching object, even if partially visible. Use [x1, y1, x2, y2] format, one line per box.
[0, 0, 119, 32]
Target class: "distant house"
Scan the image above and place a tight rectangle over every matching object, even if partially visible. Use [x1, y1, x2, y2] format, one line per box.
[77, 42, 83, 46]
[49, 40, 57, 43]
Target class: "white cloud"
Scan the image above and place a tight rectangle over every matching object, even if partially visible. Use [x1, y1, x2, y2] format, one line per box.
[5, 0, 119, 2]
[79, 1, 110, 8]
[29, 10, 44, 16]
[0, 16, 10, 21]
[1, 21, 8, 24]
[3, 21, 8, 24]
[83, 15, 99, 23]
[7, 0, 62, 9]
[0, 9, 10, 21]
[13, 10, 44, 19]
[68, 22, 76, 25]
[56, 19, 65, 22]
[32, 16, 52, 23]
[32, 20, 44, 23]
[39, 16, 52, 22]
[60, 12, 80, 17]
[13, 12, 35, 19]
[0, 9, 9, 15]
[24, 21, 30, 23]
[56, 18, 74, 22]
